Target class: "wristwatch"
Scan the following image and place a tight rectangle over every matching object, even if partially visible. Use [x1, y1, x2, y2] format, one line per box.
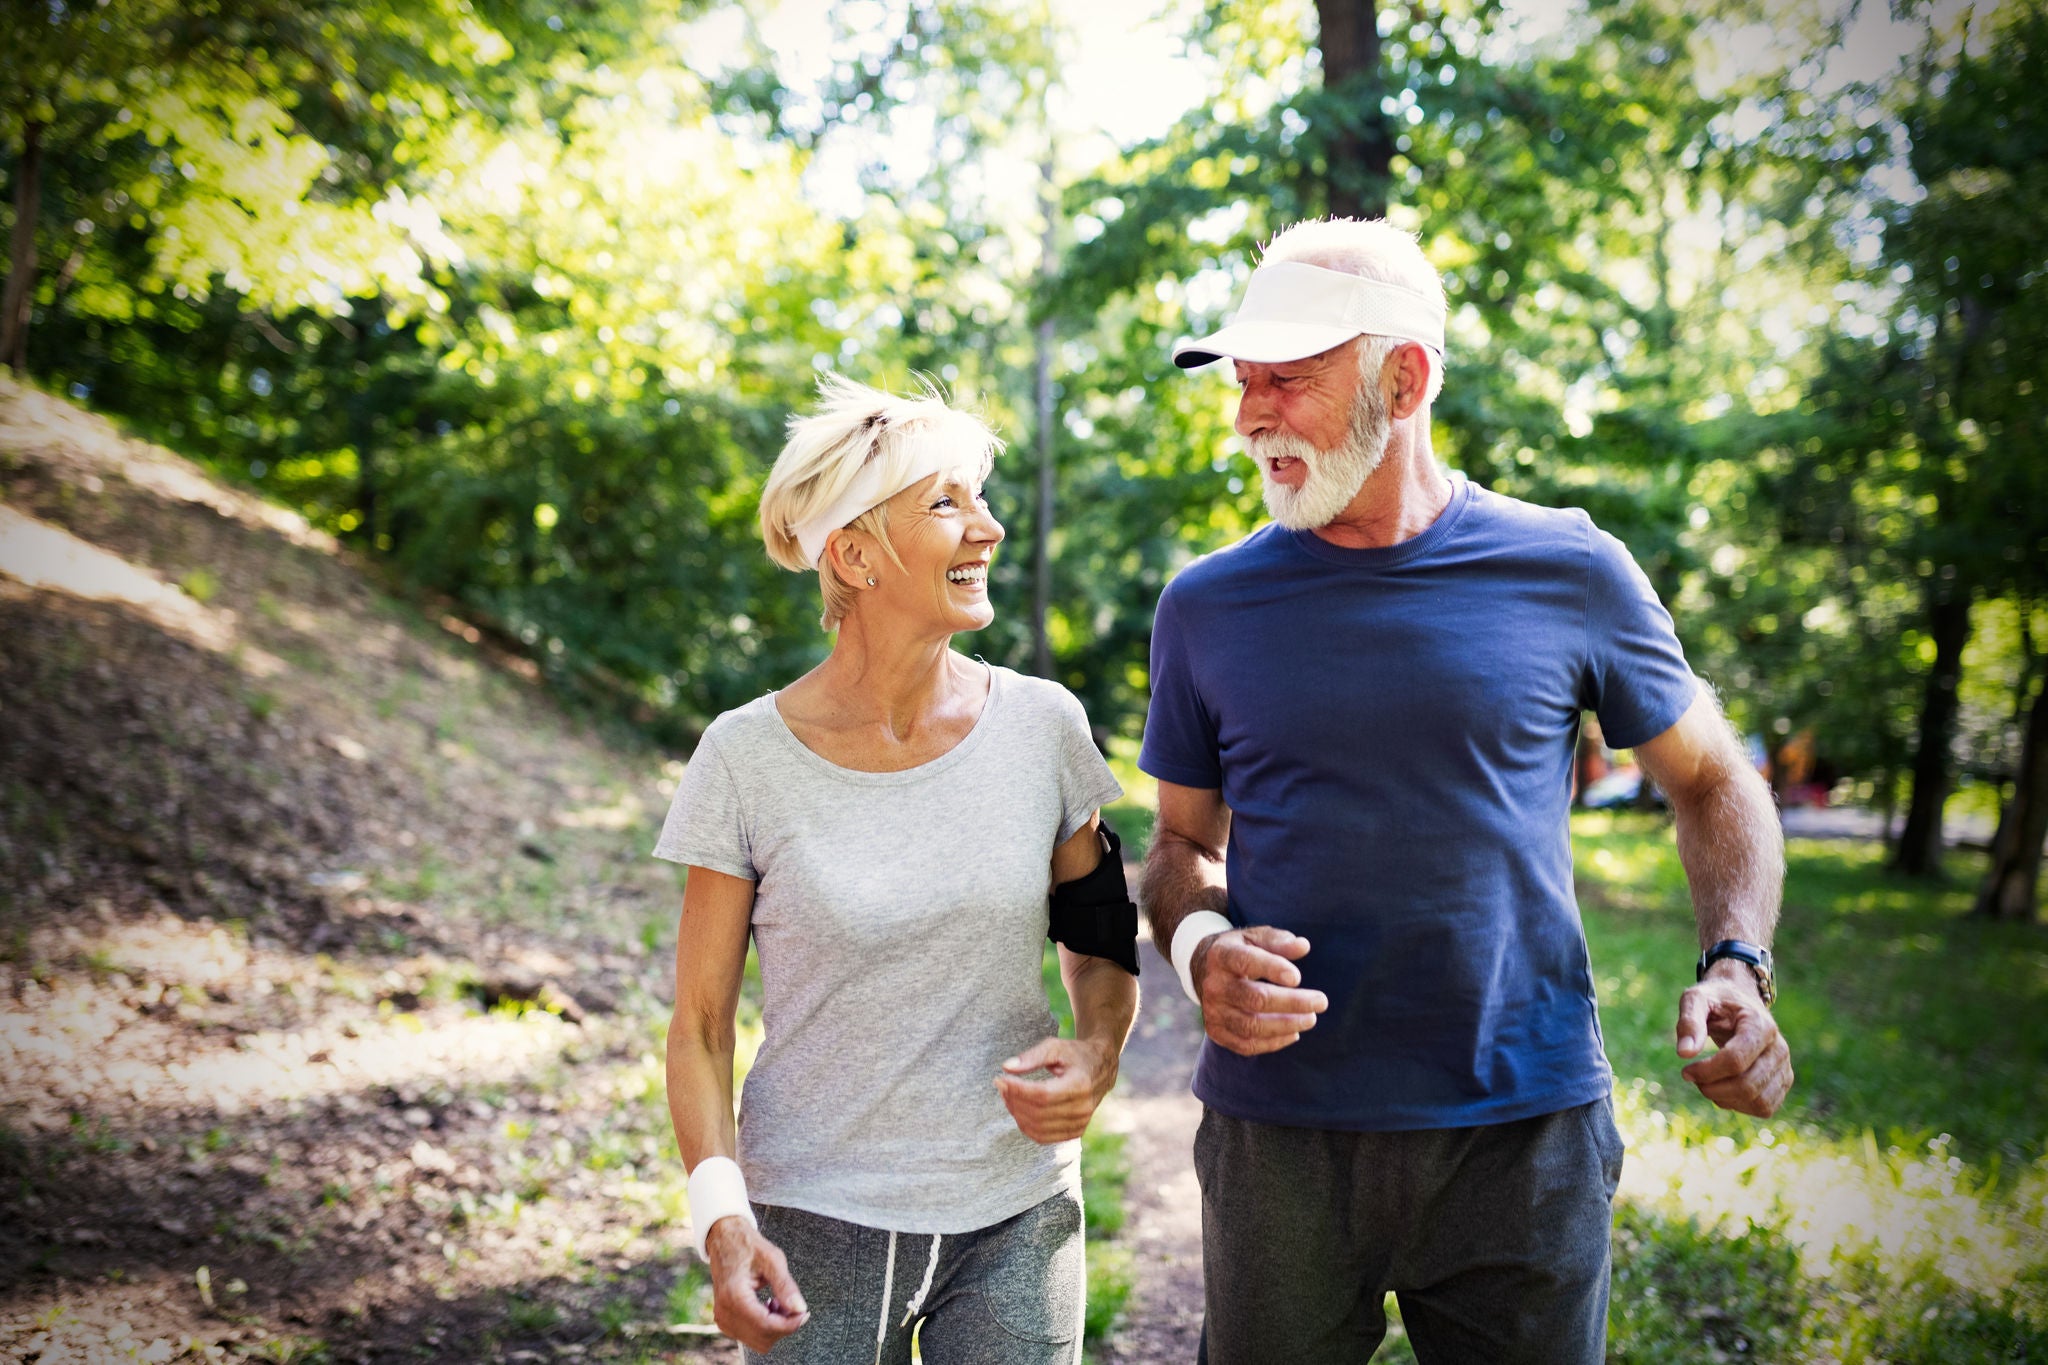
[1696, 939, 1776, 1007]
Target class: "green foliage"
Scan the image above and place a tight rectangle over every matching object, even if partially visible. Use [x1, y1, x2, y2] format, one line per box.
[9, 0, 2043, 831]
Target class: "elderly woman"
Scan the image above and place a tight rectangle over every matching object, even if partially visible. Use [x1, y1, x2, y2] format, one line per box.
[657, 374, 1140, 1364]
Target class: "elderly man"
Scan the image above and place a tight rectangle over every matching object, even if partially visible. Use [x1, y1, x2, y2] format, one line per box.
[1140, 218, 1791, 1365]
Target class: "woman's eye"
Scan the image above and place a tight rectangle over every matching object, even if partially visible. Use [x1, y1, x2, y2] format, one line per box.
[932, 496, 955, 509]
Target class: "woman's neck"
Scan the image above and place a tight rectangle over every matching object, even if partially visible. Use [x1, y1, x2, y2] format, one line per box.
[810, 624, 975, 736]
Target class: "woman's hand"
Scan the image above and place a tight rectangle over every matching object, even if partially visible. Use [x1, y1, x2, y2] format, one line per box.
[995, 1035, 1120, 1143]
[705, 1216, 809, 1353]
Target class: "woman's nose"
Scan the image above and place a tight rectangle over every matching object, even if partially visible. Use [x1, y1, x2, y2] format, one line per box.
[974, 506, 1006, 543]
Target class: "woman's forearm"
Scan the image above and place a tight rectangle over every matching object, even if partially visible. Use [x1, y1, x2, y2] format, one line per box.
[665, 1009, 740, 1169]
[1061, 951, 1137, 1086]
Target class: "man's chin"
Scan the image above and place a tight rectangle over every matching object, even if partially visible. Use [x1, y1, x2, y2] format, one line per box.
[1262, 483, 1333, 531]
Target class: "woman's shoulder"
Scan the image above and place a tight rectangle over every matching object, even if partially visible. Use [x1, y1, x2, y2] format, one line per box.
[988, 664, 1092, 728]
[693, 692, 784, 758]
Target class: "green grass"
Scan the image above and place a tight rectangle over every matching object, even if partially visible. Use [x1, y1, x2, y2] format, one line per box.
[1576, 812, 2047, 1165]
[503, 1295, 560, 1333]
[1573, 811, 2048, 1363]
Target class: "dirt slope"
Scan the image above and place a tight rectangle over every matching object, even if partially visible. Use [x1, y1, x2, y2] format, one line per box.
[0, 378, 737, 1363]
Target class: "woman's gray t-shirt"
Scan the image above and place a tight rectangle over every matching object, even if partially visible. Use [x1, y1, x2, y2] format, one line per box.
[654, 665, 1122, 1235]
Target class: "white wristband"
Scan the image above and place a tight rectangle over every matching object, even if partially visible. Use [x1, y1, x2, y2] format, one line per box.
[687, 1156, 758, 1261]
[1170, 911, 1235, 1007]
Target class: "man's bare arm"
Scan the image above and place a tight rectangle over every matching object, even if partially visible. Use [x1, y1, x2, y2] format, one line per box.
[1635, 689, 1785, 952]
[1143, 780, 1326, 1056]
[1141, 780, 1232, 951]
[1634, 688, 1792, 1117]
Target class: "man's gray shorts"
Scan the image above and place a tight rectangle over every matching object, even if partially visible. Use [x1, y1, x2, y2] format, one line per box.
[741, 1189, 1084, 1364]
[1194, 1096, 1625, 1365]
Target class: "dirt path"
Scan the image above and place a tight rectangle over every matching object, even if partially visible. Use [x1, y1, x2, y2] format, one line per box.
[1096, 932, 1206, 1365]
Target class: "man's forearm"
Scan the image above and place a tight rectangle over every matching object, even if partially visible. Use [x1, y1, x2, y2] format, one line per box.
[1671, 765, 1784, 948]
[1140, 830, 1230, 948]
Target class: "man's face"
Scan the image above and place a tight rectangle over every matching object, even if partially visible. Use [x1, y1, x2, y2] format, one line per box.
[1233, 338, 1391, 531]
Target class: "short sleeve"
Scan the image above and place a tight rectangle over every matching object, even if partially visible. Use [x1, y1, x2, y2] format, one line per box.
[1139, 582, 1224, 789]
[1053, 688, 1124, 845]
[1581, 524, 1701, 749]
[651, 726, 757, 879]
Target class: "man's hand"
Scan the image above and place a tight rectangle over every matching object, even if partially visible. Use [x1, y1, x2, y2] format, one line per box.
[996, 1036, 1118, 1143]
[704, 1216, 808, 1353]
[1675, 970, 1793, 1118]
[1194, 926, 1328, 1056]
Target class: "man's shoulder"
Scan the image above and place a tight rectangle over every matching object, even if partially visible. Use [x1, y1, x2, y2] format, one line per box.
[1460, 481, 1597, 546]
[1162, 524, 1293, 601]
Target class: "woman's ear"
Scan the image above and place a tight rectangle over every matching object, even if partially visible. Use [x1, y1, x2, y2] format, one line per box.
[823, 529, 872, 588]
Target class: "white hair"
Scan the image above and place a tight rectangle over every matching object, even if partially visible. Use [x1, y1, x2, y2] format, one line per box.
[1262, 218, 1447, 404]
[758, 372, 1002, 631]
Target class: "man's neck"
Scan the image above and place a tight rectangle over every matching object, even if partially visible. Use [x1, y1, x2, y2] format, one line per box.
[1310, 430, 1452, 551]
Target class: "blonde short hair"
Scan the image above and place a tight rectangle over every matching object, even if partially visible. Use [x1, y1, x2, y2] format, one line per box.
[759, 373, 1003, 631]
[1263, 218, 1447, 404]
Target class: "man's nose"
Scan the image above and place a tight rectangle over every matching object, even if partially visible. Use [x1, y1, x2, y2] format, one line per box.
[1234, 379, 1273, 438]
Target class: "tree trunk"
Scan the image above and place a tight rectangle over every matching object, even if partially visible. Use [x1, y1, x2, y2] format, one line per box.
[1313, 0, 1391, 220]
[1032, 152, 1056, 680]
[2, 121, 46, 375]
[1892, 583, 1973, 876]
[1975, 670, 2048, 921]
[349, 371, 379, 547]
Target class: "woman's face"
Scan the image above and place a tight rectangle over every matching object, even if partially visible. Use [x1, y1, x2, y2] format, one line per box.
[873, 470, 1005, 634]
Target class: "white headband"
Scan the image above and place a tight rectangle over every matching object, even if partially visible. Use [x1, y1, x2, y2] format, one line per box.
[1171, 260, 1447, 369]
[791, 418, 977, 570]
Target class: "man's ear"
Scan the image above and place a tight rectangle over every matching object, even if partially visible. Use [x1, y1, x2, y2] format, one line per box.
[1388, 342, 1433, 420]
[823, 529, 872, 588]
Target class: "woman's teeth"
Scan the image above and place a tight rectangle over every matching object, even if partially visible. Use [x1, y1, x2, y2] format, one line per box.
[946, 565, 985, 585]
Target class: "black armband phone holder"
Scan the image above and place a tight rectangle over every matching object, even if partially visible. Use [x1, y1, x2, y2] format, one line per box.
[1048, 820, 1141, 976]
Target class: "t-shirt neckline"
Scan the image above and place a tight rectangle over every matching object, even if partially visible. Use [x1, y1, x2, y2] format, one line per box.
[764, 661, 1001, 785]
[1284, 473, 1473, 569]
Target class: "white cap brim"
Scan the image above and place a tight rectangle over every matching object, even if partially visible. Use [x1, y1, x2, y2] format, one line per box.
[1170, 260, 1447, 371]
[1172, 321, 1363, 369]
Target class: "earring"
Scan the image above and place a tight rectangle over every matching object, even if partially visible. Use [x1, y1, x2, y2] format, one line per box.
[866, 576, 877, 587]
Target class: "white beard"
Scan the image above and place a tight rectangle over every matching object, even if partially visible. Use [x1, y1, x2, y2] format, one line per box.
[1248, 381, 1393, 531]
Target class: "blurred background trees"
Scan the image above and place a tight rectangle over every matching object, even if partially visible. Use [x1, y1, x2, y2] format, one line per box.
[5, 0, 2042, 915]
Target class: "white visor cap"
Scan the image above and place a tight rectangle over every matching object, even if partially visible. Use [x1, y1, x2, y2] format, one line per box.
[1172, 260, 1447, 369]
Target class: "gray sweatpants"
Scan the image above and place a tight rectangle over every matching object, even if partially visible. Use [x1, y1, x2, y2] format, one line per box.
[1194, 1096, 1625, 1365]
[741, 1189, 1085, 1365]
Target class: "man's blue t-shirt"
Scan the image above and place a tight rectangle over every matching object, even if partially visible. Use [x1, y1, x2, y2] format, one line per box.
[1140, 478, 1700, 1131]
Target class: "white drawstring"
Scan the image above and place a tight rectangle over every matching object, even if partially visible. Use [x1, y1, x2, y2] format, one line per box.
[872, 1229, 898, 1365]
[899, 1233, 942, 1327]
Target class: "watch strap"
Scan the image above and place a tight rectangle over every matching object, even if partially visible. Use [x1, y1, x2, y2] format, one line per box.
[1696, 939, 1775, 1005]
